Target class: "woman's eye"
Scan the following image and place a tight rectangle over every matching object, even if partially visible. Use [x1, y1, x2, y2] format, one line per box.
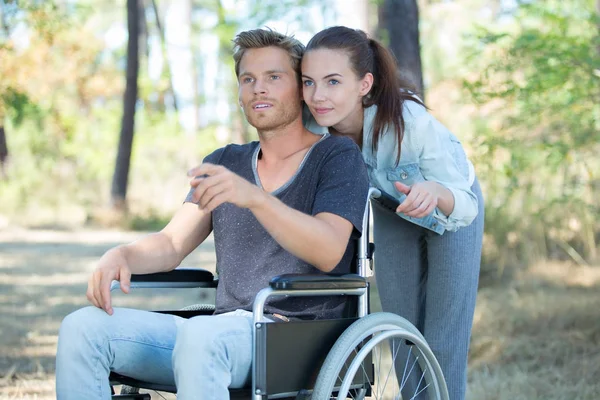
[328, 79, 340, 85]
[303, 80, 314, 87]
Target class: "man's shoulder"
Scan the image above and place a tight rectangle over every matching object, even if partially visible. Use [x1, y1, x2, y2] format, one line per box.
[318, 134, 361, 155]
[206, 142, 259, 164]
[306, 134, 366, 179]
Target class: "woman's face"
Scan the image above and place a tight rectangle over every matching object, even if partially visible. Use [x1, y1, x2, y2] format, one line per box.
[301, 49, 372, 131]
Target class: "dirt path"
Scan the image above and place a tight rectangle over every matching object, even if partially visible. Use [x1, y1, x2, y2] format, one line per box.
[1, 228, 600, 399]
[0, 228, 216, 399]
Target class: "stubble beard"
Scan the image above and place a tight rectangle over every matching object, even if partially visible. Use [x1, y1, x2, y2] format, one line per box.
[245, 99, 302, 138]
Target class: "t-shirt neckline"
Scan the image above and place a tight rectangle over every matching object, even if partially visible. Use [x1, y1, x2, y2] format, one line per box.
[252, 133, 330, 195]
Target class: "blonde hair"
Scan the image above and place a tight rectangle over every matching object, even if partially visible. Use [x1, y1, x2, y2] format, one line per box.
[232, 28, 305, 81]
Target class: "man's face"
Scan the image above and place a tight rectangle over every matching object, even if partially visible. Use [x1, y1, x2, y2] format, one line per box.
[237, 46, 302, 132]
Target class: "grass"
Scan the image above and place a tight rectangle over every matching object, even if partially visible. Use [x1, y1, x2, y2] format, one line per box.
[0, 227, 598, 399]
[467, 262, 600, 400]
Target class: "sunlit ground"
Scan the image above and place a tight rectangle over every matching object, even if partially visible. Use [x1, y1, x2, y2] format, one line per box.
[1, 229, 599, 399]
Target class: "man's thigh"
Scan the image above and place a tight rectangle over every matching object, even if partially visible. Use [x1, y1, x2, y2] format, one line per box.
[174, 311, 254, 388]
[81, 307, 181, 385]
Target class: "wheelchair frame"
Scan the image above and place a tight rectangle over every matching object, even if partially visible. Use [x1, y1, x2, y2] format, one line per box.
[108, 188, 447, 399]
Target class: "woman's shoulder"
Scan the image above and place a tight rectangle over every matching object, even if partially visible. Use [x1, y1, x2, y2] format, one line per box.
[402, 98, 431, 124]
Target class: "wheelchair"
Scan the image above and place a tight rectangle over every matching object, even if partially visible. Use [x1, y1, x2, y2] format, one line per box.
[108, 188, 449, 400]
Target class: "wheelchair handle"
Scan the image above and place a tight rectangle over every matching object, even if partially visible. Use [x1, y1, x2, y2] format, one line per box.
[370, 188, 401, 212]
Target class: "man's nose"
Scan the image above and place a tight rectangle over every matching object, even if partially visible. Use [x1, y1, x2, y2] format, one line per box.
[253, 79, 267, 95]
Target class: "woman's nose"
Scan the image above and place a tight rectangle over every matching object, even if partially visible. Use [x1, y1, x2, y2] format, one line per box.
[311, 86, 325, 102]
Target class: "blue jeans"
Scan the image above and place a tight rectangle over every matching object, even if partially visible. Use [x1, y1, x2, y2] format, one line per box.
[55, 306, 256, 399]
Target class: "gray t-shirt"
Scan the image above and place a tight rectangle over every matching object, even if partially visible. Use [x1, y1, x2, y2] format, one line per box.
[185, 134, 369, 320]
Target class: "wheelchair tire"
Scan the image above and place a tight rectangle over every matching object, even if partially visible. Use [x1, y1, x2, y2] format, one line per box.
[179, 303, 216, 312]
[119, 385, 140, 394]
[311, 312, 449, 400]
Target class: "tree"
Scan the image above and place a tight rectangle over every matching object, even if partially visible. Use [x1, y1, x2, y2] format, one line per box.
[111, 0, 140, 210]
[378, 0, 424, 96]
[149, 0, 178, 112]
[0, 124, 7, 179]
[463, 0, 599, 266]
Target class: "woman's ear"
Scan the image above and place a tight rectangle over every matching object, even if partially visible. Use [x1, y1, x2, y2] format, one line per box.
[360, 72, 374, 97]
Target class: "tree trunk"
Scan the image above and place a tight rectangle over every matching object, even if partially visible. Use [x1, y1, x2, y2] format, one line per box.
[138, 0, 149, 59]
[0, 125, 7, 179]
[378, 0, 425, 96]
[111, 0, 140, 211]
[151, 0, 179, 112]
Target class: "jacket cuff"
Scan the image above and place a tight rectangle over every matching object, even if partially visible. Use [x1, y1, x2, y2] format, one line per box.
[433, 187, 478, 231]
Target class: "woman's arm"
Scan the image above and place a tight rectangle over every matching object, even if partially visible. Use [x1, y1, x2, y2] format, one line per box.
[411, 110, 479, 230]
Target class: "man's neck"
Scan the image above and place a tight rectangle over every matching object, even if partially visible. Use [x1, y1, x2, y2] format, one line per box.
[257, 119, 320, 163]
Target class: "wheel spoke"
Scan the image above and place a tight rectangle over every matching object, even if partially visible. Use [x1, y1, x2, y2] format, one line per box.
[401, 350, 420, 391]
[409, 368, 429, 400]
[378, 340, 399, 398]
[400, 345, 413, 390]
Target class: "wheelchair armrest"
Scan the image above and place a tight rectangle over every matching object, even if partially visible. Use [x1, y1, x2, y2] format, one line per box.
[269, 273, 367, 291]
[110, 268, 217, 291]
[371, 188, 401, 212]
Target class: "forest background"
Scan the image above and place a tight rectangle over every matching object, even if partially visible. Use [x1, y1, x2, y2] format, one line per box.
[0, 0, 599, 398]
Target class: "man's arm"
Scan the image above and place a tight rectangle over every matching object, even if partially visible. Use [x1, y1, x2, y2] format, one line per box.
[187, 163, 355, 273]
[87, 203, 212, 315]
[250, 197, 352, 272]
[118, 203, 212, 274]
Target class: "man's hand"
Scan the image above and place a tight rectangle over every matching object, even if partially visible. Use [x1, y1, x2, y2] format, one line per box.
[187, 163, 264, 212]
[394, 181, 440, 218]
[86, 248, 131, 315]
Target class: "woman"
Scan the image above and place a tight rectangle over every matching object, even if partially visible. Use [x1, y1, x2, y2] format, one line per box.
[301, 26, 484, 400]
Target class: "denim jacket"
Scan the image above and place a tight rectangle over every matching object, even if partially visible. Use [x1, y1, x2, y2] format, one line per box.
[361, 102, 478, 233]
[303, 102, 478, 233]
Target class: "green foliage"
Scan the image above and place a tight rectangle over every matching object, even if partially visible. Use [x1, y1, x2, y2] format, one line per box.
[0, 0, 329, 227]
[463, 0, 599, 276]
[127, 211, 171, 231]
[2, 88, 44, 127]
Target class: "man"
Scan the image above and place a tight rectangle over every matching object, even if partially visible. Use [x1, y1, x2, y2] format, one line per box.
[55, 29, 369, 399]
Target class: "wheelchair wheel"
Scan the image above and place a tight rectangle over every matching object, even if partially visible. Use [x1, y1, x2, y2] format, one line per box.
[312, 312, 448, 400]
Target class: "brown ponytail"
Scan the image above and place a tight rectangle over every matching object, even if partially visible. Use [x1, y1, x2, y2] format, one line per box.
[306, 26, 425, 164]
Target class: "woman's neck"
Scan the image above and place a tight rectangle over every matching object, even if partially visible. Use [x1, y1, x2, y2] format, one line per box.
[331, 106, 365, 148]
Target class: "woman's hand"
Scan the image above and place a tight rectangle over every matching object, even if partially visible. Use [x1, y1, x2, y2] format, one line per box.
[394, 181, 442, 218]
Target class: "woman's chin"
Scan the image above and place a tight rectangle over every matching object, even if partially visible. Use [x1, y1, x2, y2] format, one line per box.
[312, 113, 337, 128]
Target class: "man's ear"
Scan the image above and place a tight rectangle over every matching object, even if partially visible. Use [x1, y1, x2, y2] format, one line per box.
[360, 73, 374, 97]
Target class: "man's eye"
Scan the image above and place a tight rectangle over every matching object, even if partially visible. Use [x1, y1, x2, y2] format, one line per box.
[242, 77, 254, 83]
[270, 75, 280, 80]
[329, 79, 340, 85]
[303, 80, 314, 87]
